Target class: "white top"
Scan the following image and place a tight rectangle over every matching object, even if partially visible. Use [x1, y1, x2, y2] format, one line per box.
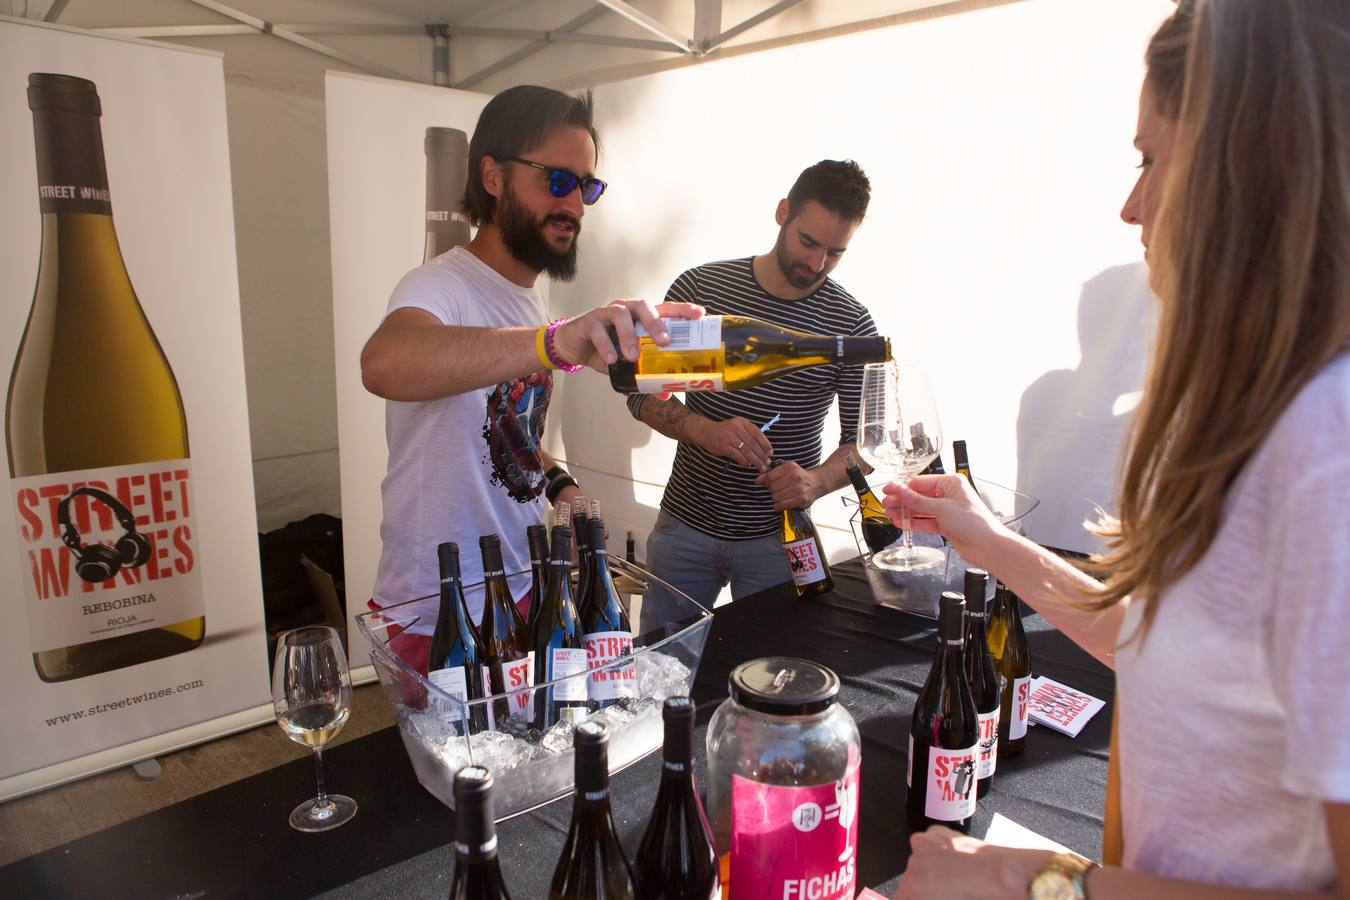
[1115, 353, 1350, 890]
[372, 248, 550, 631]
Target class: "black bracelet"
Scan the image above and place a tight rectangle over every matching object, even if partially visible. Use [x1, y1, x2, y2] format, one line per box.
[545, 474, 578, 504]
[544, 465, 566, 483]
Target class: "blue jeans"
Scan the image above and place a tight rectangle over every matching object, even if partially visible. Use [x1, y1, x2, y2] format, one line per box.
[640, 509, 790, 635]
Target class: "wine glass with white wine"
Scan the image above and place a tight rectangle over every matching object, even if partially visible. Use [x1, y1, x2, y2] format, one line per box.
[273, 625, 358, 832]
[857, 360, 945, 571]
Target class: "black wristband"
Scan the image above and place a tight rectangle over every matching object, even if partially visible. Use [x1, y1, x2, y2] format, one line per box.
[544, 465, 566, 483]
[546, 474, 578, 504]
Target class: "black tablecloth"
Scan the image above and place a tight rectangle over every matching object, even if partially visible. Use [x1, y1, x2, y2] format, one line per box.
[0, 559, 1113, 899]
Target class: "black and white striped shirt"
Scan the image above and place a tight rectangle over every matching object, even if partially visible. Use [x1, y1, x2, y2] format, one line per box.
[628, 257, 878, 539]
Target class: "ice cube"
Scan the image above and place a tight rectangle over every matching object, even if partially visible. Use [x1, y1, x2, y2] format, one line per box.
[467, 729, 512, 758]
[498, 716, 533, 740]
[636, 651, 692, 701]
[622, 696, 661, 719]
[499, 739, 534, 771]
[540, 720, 576, 754]
[398, 704, 456, 746]
[592, 702, 636, 730]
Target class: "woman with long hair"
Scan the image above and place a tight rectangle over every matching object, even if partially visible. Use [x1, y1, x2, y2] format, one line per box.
[892, 1, 1350, 896]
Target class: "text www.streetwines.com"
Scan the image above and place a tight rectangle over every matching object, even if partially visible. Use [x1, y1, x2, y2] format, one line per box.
[44, 680, 205, 727]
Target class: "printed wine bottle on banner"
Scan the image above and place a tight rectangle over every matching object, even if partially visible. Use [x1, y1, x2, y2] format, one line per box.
[581, 501, 638, 709]
[844, 449, 900, 554]
[781, 502, 833, 599]
[477, 535, 533, 729]
[424, 126, 470, 263]
[635, 697, 720, 900]
[9, 73, 205, 682]
[429, 542, 487, 733]
[988, 581, 1033, 759]
[550, 722, 637, 900]
[607, 316, 891, 394]
[961, 568, 1001, 799]
[526, 523, 550, 631]
[449, 765, 513, 900]
[532, 523, 589, 730]
[907, 592, 980, 833]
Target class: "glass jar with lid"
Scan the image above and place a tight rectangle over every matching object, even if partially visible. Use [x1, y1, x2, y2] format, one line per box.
[705, 656, 860, 900]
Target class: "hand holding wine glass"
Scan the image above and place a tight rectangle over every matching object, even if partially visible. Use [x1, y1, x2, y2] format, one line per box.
[273, 625, 358, 832]
[857, 360, 945, 571]
[881, 474, 1008, 574]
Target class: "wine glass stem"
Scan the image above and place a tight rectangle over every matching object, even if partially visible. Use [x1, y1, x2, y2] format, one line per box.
[899, 474, 916, 551]
[312, 746, 330, 810]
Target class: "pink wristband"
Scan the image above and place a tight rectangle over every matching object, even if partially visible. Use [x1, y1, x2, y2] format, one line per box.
[544, 318, 584, 373]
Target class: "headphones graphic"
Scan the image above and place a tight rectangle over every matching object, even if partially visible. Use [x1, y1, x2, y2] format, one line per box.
[57, 487, 153, 584]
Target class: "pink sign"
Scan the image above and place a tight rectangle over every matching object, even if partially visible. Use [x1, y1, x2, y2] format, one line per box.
[730, 759, 860, 899]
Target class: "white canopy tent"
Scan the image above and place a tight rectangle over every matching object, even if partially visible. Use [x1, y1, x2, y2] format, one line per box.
[17, 1, 986, 90]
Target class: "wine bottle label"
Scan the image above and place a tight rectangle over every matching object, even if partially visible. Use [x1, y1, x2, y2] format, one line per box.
[559, 705, 589, 725]
[1010, 675, 1032, 740]
[627, 319, 729, 393]
[633, 372, 725, 393]
[977, 709, 1000, 779]
[637, 317, 723, 351]
[730, 758, 860, 900]
[480, 652, 534, 729]
[11, 460, 203, 654]
[784, 538, 828, 587]
[428, 665, 469, 714]
[549, 646, 590, 702]
[583, 630, 638, 701]
[924, 743, 978, 822]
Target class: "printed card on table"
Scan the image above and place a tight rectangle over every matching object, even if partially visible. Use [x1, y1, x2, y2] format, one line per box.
[1026, 676, 1105, 737]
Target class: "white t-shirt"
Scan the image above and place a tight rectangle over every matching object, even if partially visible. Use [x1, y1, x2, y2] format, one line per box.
[1115, 354, 1350, 890]
[372, 248, 550, 631]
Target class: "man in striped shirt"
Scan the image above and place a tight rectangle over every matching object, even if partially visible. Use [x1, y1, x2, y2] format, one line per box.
[627, 160, 879, 619]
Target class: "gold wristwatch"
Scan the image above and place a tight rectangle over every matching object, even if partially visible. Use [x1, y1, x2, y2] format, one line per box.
[1027, 853, 1098, 900]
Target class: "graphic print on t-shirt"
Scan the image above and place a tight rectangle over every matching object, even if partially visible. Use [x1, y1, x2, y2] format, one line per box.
[482, 371, 551, 503]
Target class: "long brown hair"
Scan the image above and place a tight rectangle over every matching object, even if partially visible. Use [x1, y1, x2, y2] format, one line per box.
[1144, 6, 1191, 117]
[1090, 0, 1350, 632]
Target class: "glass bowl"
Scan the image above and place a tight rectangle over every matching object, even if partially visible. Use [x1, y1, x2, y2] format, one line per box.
[355, 559, 712, 819]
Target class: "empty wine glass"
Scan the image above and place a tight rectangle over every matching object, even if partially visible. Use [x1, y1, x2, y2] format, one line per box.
[273, 625, 358, 832]
[857, 360, 945, 571]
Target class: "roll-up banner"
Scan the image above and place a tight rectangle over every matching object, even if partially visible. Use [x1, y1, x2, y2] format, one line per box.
[0, 16, 269, 800]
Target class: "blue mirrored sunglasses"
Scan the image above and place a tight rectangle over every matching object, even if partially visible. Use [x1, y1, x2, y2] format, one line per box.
[500, 156, 607, 205]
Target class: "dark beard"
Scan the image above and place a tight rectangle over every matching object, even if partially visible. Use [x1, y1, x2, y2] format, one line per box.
[774, 225, 819, 290]
[496, 186, 580, 282]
